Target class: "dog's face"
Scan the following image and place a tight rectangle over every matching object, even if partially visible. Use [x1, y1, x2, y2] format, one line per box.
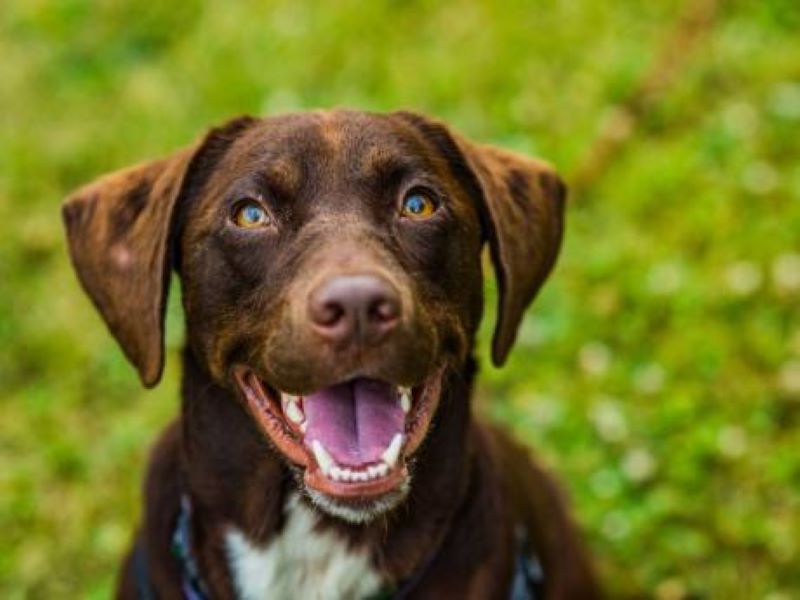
[62, 110, 565, 522]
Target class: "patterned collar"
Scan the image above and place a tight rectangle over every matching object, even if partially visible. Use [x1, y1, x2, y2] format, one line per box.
[134, 495, 544, 599]
[170, 496, 210, 600]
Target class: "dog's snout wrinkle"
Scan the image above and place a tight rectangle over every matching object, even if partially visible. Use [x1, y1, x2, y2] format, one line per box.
[309, 274, 400, 346]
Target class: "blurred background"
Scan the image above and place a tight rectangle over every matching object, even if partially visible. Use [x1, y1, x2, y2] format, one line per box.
[1, 0, 798, 597]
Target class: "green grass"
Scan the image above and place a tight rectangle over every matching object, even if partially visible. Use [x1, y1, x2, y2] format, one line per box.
[1, 1, 799, 597]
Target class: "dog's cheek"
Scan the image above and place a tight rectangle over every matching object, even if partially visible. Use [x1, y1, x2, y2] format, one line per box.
[180, 237, 277, 382]
[415, 227, 484, 356]
[405, 271, 478, 368]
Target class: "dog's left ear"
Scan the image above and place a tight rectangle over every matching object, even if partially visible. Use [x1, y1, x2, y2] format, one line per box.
[62, 116, 256, 387]
[395, 112, 566, 366]
[62, 149, 196, 387]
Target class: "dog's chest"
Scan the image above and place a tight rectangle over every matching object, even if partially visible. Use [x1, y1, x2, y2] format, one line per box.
[224, 495, 383, 600]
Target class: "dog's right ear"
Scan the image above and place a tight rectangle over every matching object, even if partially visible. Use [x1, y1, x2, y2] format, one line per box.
[62, 116, 256, 387]
[394, 111, 566, 368]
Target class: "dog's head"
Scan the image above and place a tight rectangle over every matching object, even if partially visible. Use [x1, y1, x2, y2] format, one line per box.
[62, 110, 565, 522]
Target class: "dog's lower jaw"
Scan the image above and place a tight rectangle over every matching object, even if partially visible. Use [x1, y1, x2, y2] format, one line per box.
[303, 477, 411, 524]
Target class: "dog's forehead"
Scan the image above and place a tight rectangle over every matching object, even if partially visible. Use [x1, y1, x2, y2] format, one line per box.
[221, 111, 437, 183]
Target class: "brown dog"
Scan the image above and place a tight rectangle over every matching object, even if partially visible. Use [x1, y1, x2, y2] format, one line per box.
[63, 111, 601, 599]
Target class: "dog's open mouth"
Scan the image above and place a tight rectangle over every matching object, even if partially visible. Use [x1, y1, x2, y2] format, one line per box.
[233, 367, 443, 501]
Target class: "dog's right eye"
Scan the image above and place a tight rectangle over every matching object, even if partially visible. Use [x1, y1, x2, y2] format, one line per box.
[232, 200, 271, 229]
[401, 191, 439, 220]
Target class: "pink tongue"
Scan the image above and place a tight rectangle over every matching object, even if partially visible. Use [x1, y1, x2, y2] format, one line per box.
[303, 378, 405, 467]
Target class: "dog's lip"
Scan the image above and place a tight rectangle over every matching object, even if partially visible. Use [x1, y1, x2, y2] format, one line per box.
[232, 366, 444, 501]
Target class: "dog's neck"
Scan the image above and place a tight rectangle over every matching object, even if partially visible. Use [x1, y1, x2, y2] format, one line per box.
[177, 349, 479, 593]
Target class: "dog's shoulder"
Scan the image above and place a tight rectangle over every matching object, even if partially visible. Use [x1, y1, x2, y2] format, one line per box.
[476, 421, 603, 599]
[224, 494, 384, 600]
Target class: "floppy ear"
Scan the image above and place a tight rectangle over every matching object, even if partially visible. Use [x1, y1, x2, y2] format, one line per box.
[395, 112, 566, 366]
[62, 117, 255, 387]
[458, 138, 566, 366]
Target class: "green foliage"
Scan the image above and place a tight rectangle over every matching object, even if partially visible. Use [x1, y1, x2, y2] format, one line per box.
[1, 1, 798, 597]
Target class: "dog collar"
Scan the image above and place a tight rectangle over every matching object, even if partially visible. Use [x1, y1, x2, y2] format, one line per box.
[134, 495, 544, 599]
[171, 496, 210, 600]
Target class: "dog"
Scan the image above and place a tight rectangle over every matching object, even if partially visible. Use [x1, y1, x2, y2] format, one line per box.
[62, 110, 601, 599]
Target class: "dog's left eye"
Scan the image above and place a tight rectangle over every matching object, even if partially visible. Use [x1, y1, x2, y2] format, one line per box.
[401, 191, 438, 220]
[232, 200, 270, 229]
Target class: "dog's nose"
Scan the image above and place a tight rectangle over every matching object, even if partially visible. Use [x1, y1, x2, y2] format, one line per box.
[308, 275, 400, 345]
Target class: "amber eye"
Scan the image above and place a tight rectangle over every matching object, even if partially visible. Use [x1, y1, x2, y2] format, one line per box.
[401, 191, 438, 220]
[232, 200, 270, 229]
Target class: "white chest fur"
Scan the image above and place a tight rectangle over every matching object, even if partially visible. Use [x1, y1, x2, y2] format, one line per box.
[225, 495, 383, 600]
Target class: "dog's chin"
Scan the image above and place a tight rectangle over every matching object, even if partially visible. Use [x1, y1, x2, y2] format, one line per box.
[303, 476, 411, 524]
[232, 366, 444, 524]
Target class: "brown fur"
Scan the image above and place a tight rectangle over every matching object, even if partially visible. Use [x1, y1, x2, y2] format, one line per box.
[63, 110, 601, 599]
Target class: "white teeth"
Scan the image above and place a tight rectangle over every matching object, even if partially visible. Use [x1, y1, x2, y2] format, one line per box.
[284, 400, 305, 425]
[399, 387, 412, 414]
[323, 458, 393, 483]
[381, 433, 404, 468]
[311, 440, 334, 476]
[336, 467, 355, 482]
[324, 460, 393, 483]
[283, 395, 304, 425]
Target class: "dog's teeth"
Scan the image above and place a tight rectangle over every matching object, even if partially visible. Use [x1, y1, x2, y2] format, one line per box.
[324, 461, 394, 483]
[283, 396, 304, 425]
[311, 440, 334, 475]
[399, 388, 411, 414]
[381, 434, 403, 468]
[324, 463, 393, 483]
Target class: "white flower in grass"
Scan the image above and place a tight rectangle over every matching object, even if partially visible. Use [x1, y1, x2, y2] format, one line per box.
[724, 261, 762, 296]
[778, 360, 800, 396]
[600, 511, 630, 540]
[579, 341, 611, 376]
[771, 253, 800, 294]
[722, 101, 758, 137]
[526, 394, 564, 429]
[742, 161, 779, 195]
[717, 425, 748, 459]
[599, 106, 634, 141]
[655, 578, 688, 600]
[621, 447, 657, 483]
[769, 82, 800, 120]
[589, 397, 628, 443]
[515, 315, 546, 348]
[647, 262, 683, 296]
[634, 363, 666, 394]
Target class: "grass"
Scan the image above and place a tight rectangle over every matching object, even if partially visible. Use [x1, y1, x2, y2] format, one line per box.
[1, 1, 799, 597]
